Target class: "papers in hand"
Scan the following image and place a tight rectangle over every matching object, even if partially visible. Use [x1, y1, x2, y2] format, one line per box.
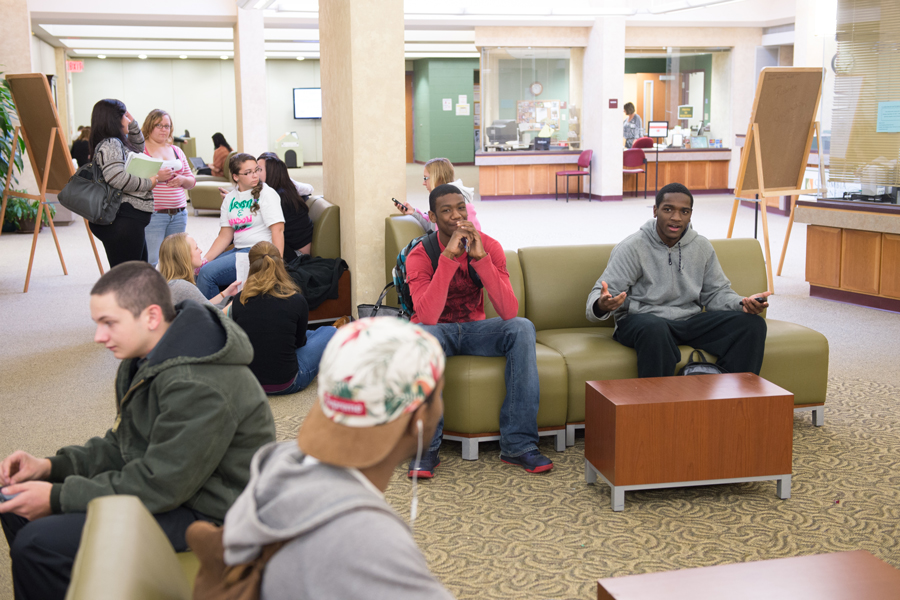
[234, 252, 249, 293]
[125, 153, 164, 178]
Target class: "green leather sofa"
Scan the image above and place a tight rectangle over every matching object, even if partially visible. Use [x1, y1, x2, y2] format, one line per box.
[188, 150, 238, 215]
[66, 496, 198, 600]
[384, 216, 829, 455]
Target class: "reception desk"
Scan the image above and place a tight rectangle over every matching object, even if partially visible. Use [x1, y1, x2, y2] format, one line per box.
[795, 199, 900, 312]
[625, 148, 732, 196]
[476, 150, 582, 200]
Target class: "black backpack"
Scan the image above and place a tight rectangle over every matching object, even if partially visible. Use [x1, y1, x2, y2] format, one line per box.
[392, 230, 482, 317]
[678, 350, 728, 376]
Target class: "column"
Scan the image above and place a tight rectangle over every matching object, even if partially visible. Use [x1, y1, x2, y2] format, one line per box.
[582, 17, 625, 200]
[234, 7, 268, 155]
[0, 0, 38, 195]
[53, 48, 72, 144]
[320, 0, 406, 312]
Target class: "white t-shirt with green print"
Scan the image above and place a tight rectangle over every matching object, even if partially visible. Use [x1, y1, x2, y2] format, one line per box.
[218, 182, 285, 249]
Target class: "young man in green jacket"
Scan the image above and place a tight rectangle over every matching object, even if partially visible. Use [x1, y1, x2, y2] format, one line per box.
[0, 261, 275, 600]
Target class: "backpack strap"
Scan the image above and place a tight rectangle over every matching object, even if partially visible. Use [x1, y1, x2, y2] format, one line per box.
[420, 230, 483, 289]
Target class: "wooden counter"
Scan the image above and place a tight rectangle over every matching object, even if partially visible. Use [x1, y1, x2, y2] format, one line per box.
[625, 148, 731, 196]
[476, 150, 582, 199]
[795, 199, 900, 312]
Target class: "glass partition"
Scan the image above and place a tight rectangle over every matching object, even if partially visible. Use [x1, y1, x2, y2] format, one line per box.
[479, 47, 583, 152]
[624, 48, 731, 148]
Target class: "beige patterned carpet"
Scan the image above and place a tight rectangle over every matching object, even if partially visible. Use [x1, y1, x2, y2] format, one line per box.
[274, 377, 900, 600]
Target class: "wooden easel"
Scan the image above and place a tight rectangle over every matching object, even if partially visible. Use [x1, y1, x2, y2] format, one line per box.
[1, 73, 104, 292]
[726, 67, 824, 293]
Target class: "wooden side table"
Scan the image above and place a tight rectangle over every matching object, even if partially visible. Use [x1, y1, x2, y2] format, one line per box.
[597, 550, 900, 599]
[585, 373, 793, 511]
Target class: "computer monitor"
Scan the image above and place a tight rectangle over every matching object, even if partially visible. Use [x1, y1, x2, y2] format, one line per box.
[486, 120, 517, 144]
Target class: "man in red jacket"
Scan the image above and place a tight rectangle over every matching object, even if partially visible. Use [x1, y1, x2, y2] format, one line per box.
[405, 184, 552, 478]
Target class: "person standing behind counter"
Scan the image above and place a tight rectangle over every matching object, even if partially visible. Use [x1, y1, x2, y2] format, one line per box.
[210, 133, 232, 177]
[623, 102, 643, 149]
[141, 109, 196, 267]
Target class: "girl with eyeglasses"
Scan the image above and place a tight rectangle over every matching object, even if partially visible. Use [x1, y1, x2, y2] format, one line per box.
[196, 153, 286, 299]
[141, 109, 196, 266]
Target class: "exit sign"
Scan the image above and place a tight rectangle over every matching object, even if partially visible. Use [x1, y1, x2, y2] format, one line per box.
[66, 61, 84, 73]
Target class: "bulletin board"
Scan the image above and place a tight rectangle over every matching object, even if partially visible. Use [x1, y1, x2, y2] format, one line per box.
[735, 67, 824, 197]
[516, 100, 563, 131]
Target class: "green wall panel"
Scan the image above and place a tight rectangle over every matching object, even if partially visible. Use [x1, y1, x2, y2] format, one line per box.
[412, 58, 478, 163]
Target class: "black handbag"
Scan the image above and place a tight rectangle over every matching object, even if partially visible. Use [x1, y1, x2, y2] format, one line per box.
[357, 283, 408, 320]
[58, 160, 123, 225]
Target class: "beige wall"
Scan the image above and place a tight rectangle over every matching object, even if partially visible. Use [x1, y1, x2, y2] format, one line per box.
[71, 57, 238, 162]
[626, 26, 763, 188]
[265, 59, 323, 163]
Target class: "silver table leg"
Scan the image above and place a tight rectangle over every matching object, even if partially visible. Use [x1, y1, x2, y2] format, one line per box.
[584, 459, 597, 484]
[812, 407, 824, 427]
[460, 439, 478, 461]
[611, 486, 625, 512]
[554, 430, 566, 452]
[777, 475, 791, 499]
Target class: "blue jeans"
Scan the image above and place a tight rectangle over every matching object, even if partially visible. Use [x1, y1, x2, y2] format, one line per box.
[419, 317, 540, 457]
[269, 327, 338, 395]
[145, 209, 187, 266]
[196, 247, 249, 299]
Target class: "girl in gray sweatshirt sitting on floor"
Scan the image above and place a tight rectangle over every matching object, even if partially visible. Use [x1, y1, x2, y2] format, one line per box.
[158, 232, 239, 310]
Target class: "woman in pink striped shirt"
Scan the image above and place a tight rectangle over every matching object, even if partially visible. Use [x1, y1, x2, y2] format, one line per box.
[141, 109, 196, 266]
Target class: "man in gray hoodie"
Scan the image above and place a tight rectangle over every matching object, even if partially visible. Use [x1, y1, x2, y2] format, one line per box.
[222, 317, 455, 600]
[586, 182, 770, 378]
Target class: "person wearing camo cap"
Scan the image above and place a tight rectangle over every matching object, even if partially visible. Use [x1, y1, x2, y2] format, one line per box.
[221, 317, 455, 600]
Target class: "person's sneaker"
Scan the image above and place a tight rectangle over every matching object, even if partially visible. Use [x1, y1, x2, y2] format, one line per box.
[500, 449, 553, 473]
[408, 450, 440, 479]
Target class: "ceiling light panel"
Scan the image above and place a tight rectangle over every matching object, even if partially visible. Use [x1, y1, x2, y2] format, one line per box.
[404, 30, 475, 42]
[70, 49, 234, 58]
[264, 42, 321, 51]
[61, 39, 233, 51]
[271, 0, 320, 10]
[39, 24, 234, 40]
[264, 29, 320, 40]
[403, 43, 478, 52]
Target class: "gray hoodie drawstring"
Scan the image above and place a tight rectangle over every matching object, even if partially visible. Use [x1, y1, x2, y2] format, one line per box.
[667, 242, 683, 272]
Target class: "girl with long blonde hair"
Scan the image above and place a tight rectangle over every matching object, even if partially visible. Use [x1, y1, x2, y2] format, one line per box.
[158, 233, 239, 309]
[398, 157, 481, 232]
[230, 241, 337, 394]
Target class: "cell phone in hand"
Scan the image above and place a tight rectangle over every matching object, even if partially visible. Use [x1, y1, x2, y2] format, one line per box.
[753, 296, 768, 304]
[0, 491, 20, 502]
[392, 198, 404, 208]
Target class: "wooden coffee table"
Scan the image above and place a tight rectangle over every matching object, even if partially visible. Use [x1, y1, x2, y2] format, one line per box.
[584, 373, 793, 511]
[597, 550, 900, 599]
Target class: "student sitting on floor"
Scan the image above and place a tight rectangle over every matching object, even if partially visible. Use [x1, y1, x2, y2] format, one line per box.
[158, 232, 239, 309]
[230, 241, 336, 395]
[220, 317, 455, 600]
[0, 261, 275, 600]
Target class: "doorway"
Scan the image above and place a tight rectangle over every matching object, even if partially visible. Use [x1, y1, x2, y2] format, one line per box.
[405, 72, 414, 163]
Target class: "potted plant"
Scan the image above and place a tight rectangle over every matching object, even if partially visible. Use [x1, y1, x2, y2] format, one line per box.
[3, 192, 55, 233]
[0, 71, 26, 191]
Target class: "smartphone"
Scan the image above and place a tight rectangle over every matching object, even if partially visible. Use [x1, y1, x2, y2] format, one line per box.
[0, 491, 19, 502]
[753, 296, 768, 304]
[392, 198, 404, 208]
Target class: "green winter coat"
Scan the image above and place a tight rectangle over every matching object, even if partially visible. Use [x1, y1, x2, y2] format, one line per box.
[47, 301, 275, 522]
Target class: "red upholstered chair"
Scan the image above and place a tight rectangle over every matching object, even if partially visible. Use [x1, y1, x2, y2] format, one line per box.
[632, 136, 654, 150]
[555, 149, 593, 202]
[623, 148, 648, 198]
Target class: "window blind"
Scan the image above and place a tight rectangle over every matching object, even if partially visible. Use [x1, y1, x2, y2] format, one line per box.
[829, 0, 900, 186]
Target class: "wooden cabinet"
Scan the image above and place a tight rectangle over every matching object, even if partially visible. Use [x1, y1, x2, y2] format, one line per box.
[479, 163, 577, 197]
[841, 230, 882, 295]
[624, 159, 730, 194]
[881, 234, 900, 299]
[806, 226, 842, 288]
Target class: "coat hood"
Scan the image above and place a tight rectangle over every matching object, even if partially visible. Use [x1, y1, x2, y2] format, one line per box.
[222, 441, 399, 565]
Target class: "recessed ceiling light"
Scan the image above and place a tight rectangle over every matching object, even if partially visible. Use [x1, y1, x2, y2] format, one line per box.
[138, 54, 147, 59]
[98, 54, 106, 59]
[296, 56, 305, 60]
[179, 54, 188, 59]
[221, 55, 228, 60]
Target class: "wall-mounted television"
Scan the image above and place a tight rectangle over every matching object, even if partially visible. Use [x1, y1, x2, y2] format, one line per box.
[293, 88, 322, 119]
